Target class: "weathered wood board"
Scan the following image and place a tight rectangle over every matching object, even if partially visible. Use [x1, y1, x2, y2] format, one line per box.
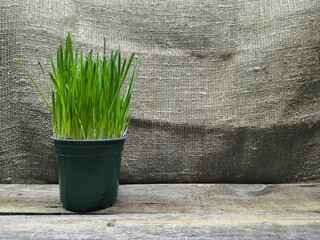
[0, 184, 319, 239]
[1, 214, 320, 239]
[0, 184, 319, 214]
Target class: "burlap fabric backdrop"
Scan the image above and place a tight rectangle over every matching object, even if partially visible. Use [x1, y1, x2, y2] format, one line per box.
[1, 0, 319, 184]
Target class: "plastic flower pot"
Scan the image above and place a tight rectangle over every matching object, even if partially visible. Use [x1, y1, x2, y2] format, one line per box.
[51, 136, 127, 212]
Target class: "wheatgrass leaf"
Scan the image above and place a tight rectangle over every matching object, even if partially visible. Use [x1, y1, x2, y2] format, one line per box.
[37, 60, 53, 93]
[16, 60, 52, 113]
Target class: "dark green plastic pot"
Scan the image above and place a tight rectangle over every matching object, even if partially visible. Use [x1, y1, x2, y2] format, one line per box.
[51, 136, 127, 212]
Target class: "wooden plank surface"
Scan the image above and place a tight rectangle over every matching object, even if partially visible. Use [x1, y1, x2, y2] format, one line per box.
[0, 184, 320, 239]
[1, 214, 320, 239]
[0, 184, 319, 214]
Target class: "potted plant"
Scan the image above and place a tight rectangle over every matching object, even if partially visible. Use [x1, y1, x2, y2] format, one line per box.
[17, 33, 142, 212]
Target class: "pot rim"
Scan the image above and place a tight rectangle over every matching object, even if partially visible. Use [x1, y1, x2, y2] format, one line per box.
[50, 135, 128, 143]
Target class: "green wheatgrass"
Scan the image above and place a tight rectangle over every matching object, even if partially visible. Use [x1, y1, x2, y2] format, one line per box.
[17, 33, 142, 140]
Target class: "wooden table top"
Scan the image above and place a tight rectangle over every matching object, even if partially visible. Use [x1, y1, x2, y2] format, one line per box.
[0, 184, 319, 239]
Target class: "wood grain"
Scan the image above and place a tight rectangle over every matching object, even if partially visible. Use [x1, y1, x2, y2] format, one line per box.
[1, 214, 320, 240]
[0, 184, 319, 214]
[0, 184, 319, 239]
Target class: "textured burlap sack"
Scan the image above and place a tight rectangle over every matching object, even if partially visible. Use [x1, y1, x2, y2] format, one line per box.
[1, 0, 319, 183]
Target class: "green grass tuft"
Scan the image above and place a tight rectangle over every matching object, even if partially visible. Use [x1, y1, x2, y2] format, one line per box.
[17, 33, 142, 140]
